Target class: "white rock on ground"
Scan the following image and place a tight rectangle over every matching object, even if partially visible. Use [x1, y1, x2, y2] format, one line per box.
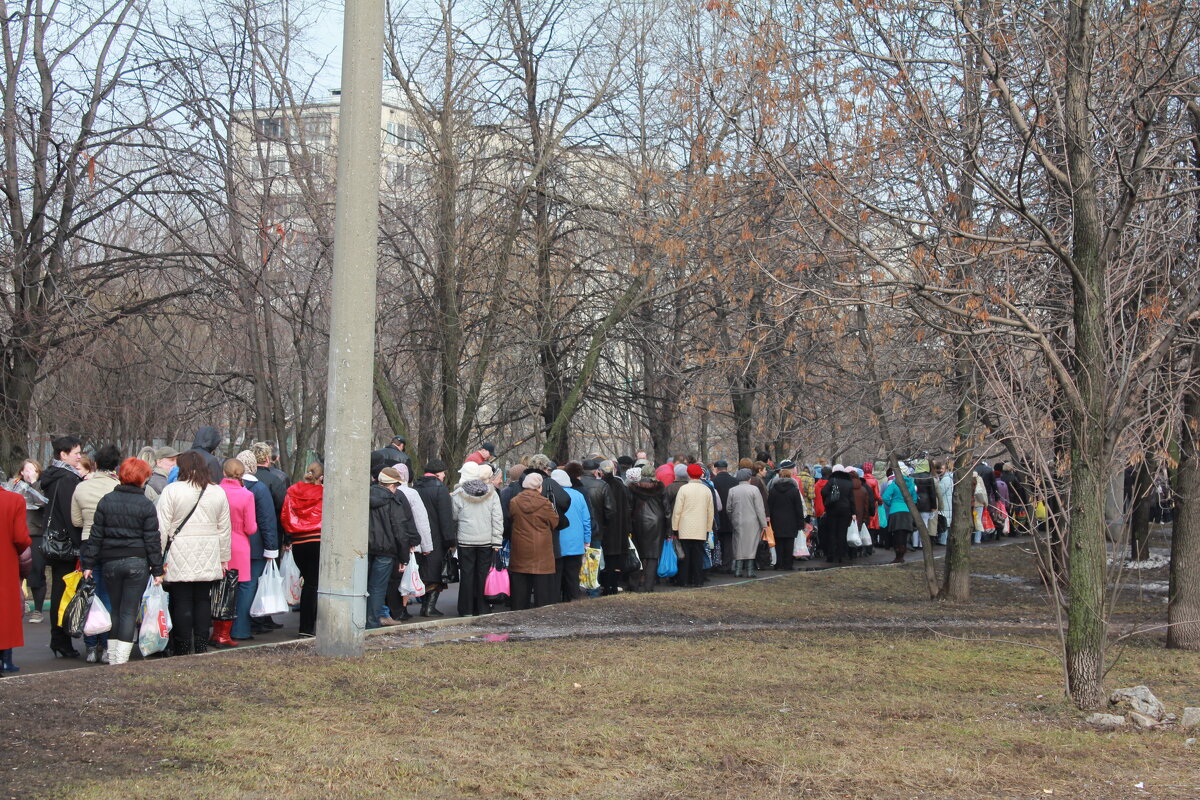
[1182, 708, 1200, 731]
[1127, 711, 1160, 730]
[1108, 686, 1167, 720]
[1087, 713, 1128, 730]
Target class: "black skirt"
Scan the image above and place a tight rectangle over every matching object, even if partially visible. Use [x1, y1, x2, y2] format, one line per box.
[887, 510, 914, 533]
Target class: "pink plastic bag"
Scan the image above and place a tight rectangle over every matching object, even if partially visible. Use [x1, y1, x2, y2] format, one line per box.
[484, 567, 510, 603]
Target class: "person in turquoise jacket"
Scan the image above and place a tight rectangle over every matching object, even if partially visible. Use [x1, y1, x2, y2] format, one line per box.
[551, 466, 592, 602]
[880, 465, 918, 563]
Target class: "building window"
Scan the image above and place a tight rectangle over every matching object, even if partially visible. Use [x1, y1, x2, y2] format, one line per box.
[255, 117, 284, 139]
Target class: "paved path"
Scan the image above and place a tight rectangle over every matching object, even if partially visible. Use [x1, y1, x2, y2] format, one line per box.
[6, 537, 1010, 677]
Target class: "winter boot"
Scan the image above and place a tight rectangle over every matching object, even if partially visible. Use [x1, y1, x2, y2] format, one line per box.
[192, 636, 208, 654]
[419, 594, 432, 617]
[107, 640, 133, 666]
[0, 649, 17, 673]
[892, 543, 907, 564]
[746, 561, 757, 578]
[170, 632, 193, 657]
[733, 560, 744, 578]
[85, 645, 101, 664]
[426, 591, 444, 617]
[208, 620, 237, 648]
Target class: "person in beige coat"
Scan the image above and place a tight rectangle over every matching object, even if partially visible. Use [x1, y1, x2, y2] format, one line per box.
[157, 451, 231, 655]
[671, 463, 714, 587]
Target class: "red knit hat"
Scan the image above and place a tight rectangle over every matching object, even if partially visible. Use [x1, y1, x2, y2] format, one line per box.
[686, 463, 704, 479]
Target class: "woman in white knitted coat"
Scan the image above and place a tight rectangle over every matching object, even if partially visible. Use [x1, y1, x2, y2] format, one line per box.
[157, 451, 231, 654]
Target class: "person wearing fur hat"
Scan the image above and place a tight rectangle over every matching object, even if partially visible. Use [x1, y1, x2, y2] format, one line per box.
[671, 463, 714, 587]
[728, 469, 767, 577]
[819, 465, 855, 564]
[625, 467, 667, 592]
[413, 459, 455, 606]
[451, 463, 503, 616]
[598, 460, 631, 595]
[552, 465, 592, 603]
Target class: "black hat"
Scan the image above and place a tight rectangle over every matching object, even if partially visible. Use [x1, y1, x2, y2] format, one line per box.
[480, 442, 496, 454]
[714, 459, 729, 469]
[391, 434, 406, 444]
[617, 455, 635, 467]
[581, 458, 600, 471]
[778, 460, 796, 470]
[424, 458, 448, 474]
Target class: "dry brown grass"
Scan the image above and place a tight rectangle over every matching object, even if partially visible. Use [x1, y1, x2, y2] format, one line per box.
[3, 542, 1196, 800]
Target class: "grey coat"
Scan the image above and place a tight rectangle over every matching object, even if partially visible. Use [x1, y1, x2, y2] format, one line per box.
[728, 482, 767, 560]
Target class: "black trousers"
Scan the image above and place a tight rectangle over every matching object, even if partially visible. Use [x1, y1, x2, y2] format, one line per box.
[556, 554, 583, 602]
[681, 539, 705, 586]
[457, 545, 492, 616]
[291, 541, 321, 634]
[717, 531, 733, 569]
[166, 580, 213, 648]
[49, 558, 77, 650]
[776, 536, 796, 570]
[509, 572, 556, 610]
[27, 536, 46, 612]
[102, 557, 149, 642]
[823, 512, 851, 561]
[637, 559, 659, 591]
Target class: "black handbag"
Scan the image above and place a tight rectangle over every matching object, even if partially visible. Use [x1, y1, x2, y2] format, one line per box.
[42, 527, 78, 561]
[40, 480, 79, 561]
[623, 537, 642, 572]
[441, 552, 460, 584]
[64, 577, 95, 638]
[210, 569, 239, 620]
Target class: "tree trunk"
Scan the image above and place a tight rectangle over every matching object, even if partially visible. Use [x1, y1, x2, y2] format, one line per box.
[1129, 460, 1153, 562]
[940, 365, 975, 601]
[1167, 339, 1200, 649]
[0, 342, 37, 473]
[1061, 0, 1109, 712]
[730, 375, 755, 461]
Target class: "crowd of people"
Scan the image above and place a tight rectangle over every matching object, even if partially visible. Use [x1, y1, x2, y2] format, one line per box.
[0, 428, 1037, 673]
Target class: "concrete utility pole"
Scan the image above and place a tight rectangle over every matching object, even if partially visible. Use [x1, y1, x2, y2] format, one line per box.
[316, 0, 386, 658]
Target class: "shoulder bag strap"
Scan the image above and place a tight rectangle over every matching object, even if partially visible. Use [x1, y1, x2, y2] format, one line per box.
[163, 485, 205, 560]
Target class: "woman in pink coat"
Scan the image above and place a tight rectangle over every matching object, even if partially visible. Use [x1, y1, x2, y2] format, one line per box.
[1, 486, 32, 673]
[213, 459, 257, 647]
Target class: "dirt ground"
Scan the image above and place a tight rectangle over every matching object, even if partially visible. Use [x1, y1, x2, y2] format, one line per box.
[2, 539, 1196, 800]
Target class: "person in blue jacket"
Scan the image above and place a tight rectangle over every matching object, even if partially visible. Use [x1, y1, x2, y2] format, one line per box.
[552, 465, 593, 603]
[232, 451, 280, 639]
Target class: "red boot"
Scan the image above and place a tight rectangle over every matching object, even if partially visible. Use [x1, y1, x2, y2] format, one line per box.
[209, 619, 237, 648]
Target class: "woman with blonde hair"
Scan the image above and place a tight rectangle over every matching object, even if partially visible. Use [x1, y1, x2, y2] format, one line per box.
[281, 462, 324, 636]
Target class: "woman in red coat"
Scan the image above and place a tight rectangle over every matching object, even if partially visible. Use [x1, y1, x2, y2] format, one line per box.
[2, 486, 33, 674]
[281, 463, 323, 637]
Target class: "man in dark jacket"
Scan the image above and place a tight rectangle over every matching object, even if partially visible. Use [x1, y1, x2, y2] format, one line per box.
[912, 459, 940, 548]
[369, 468, 420, 627]
[413, 459, 455, 596]
[374, 434, 412, 473]
[187, 426, 224, 485]
[40, 434, 85, 658]
[499, 464, 527, 541]
[767, 461, 806, 570]
[238, 453, 282, 636]
[711, 460, 738, 573]
[599, 460, 631, 595]
[252, 442, 287, 519]
[580, 459, 615, 548]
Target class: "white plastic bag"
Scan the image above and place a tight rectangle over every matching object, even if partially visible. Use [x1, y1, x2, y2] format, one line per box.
[399, 552, 425, 598]
[858, 522, 872, 548]
[279, 549, 302, 606]
[83, 598, 112, 636]
[250, 560, 289, 616]
[793, 536, 810, 558]
[846, 520, 862, 548]
[138, 578, 172, 656]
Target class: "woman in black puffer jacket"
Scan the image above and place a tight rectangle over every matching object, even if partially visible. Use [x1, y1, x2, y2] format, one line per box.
[80, 458, 164, 665]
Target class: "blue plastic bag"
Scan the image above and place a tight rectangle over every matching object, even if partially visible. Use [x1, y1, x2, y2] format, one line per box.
[657, 537, 678, 578]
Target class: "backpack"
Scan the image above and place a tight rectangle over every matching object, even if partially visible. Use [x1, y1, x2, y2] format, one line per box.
[825, 480, 842, 505]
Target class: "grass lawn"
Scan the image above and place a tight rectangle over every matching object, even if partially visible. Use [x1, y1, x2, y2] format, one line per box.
[3, 542, 1197, 799]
